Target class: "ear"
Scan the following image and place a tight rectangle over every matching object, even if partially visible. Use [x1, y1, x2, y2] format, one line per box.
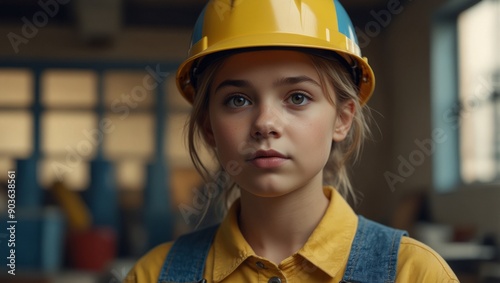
[333, 99, 355, 142]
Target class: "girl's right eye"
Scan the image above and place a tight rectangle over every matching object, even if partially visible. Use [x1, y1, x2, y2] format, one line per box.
[225, 95, 251, 108]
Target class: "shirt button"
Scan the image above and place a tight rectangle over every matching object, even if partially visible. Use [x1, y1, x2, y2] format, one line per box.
[268, 276, 282, 283]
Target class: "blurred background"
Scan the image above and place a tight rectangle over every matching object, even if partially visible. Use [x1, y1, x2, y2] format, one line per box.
[0, 0, 499, 282]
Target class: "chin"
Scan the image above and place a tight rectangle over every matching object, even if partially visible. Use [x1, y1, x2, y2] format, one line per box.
[245, 189, 290, 198]
[238, 178, 297, 198]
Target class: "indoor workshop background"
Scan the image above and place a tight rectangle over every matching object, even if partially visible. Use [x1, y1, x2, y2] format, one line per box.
[0, 0, 499, 282]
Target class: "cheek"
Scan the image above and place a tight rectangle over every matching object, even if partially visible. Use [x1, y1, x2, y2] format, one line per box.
[211, 119, 249, 170]
[291, 115, 335, 166]
[311, 125, 334, 153]
[211, 116, 243, 149]
[296, 114, 335, 144]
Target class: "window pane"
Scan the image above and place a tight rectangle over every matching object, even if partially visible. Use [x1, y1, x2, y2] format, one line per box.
[0, 111, 32, 157]
[0, 68, 33, 107]
[0, 158, 16, 183]
[42, 69, 97, 107]
[104, 113, 154, 159]
[116, 159, 145, 191]
[458, 0, 500, 183]
[104, 71, 154, 110]
[42, 112, 97, 157]
[40, 158, 89, 191]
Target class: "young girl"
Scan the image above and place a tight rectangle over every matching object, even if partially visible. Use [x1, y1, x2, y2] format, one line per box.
[127, 0, 459, 282]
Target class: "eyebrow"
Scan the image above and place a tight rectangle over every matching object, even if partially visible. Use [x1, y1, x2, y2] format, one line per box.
[214, 79, 250, 93]
[273, 75, 321, 88]
[214, 75, 320, 93]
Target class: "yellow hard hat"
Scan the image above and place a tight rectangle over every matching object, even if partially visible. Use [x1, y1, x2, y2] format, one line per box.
[176, 0, 375, 105]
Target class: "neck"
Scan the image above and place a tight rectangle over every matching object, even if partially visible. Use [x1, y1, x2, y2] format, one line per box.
[238, 180, 329, 265]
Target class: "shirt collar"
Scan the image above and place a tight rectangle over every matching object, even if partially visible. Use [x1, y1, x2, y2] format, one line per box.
[297, 187, 358, 278]
[212, 200, 253, 282]
[211, 187, 358, 281]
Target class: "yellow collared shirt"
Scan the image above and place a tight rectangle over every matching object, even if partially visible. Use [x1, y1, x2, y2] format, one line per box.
[126, 188, 459, 282]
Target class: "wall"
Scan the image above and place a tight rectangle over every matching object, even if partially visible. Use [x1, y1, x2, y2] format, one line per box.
[348, 0, 443, 221]
[0, 25, 191, 60]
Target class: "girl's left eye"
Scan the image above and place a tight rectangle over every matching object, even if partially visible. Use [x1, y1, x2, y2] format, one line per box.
[288, 93, 310, 106]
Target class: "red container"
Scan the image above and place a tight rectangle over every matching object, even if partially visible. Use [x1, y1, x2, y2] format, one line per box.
[67, 227, 117, 271]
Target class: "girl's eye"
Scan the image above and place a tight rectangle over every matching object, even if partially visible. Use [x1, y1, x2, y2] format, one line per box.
[226, 95, 250, 108]
[288, 93, 310, 106]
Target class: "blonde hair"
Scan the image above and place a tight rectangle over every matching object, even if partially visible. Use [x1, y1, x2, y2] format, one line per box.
[186, 50, 371, 220]
[307, 54, 371, 203]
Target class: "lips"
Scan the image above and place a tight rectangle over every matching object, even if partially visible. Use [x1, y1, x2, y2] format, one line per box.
[247, 149, 289, 169]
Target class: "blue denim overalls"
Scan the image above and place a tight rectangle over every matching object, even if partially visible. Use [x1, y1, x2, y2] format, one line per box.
[157, 216, 408, 283]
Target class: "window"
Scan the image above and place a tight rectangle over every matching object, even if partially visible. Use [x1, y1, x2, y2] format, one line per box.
[431, 0, 500, 191]
[40, 69, 98, 191]
[0, 69, 33, 177]
[0, 65, 170, 192]
[457, 0, 500, 183]
[0, 68, 32, 107]
[42, 70, 97, 108]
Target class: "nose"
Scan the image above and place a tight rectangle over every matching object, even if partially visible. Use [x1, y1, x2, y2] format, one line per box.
[251, 104, 284, 140]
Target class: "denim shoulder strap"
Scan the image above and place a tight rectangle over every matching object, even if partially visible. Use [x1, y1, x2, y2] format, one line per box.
[341, 216, 408, 283]
[158, 224, 219, 283]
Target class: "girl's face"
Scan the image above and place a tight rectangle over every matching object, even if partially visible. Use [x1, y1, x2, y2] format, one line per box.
[206, 50, 352, 197]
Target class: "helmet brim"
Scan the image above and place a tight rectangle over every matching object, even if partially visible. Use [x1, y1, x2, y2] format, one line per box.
[176, 32, 375, 105]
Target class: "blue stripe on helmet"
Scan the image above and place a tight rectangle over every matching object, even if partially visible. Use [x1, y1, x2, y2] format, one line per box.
[334, 0, 358, 45]
[191, 6, 207, 46]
